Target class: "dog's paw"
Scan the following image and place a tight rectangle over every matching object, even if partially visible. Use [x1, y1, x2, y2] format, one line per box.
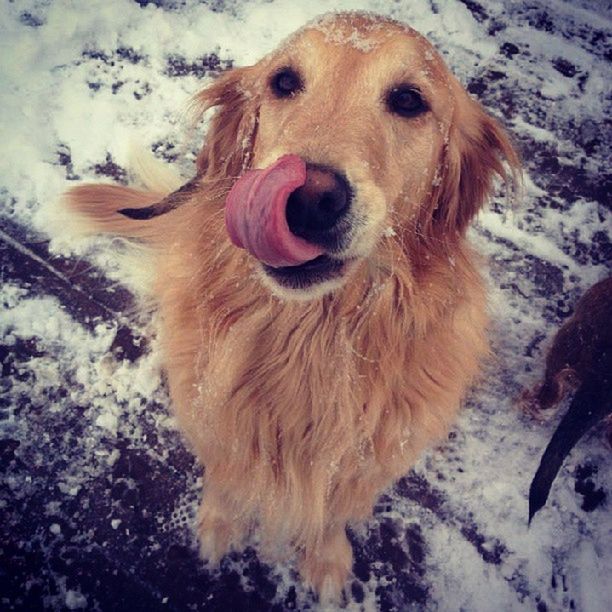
[196, 501, 237, 564]
[300, 530, 352, 602]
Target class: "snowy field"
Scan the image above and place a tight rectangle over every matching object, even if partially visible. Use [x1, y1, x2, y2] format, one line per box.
[1, 0, 611, 610]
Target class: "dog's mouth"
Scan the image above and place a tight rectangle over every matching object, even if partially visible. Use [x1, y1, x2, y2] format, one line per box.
[225, 155, 323, 268]
[225, 154, 355, 293]
[261, 254, 349, 289]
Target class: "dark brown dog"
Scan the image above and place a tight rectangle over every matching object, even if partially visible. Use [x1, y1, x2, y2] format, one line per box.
[526, 276, 612, 522]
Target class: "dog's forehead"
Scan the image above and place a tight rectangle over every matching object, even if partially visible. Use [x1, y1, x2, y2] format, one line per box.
[271, 13, 450, 85]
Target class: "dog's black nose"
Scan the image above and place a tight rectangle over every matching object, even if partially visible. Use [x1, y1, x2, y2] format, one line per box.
[285, 165, 351, 245]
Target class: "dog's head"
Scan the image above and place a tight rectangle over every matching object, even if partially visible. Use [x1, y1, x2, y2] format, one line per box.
[194, 12, 519, 300]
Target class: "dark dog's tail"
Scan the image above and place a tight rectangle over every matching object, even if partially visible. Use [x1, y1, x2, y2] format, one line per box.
[528, 350, 612, 523]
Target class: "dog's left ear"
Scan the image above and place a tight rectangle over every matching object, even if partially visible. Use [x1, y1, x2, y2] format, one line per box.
[430, 95, 520, 237]
[192, 66, 259, 179]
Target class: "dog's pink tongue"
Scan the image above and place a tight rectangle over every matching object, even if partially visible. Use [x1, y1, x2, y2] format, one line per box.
[225, 155, 323, 267]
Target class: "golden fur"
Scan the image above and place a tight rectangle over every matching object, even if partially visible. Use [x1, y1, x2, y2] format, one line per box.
[65, 13, 519, 598]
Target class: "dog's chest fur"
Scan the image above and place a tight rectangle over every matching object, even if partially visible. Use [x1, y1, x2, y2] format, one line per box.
[155, 222, 486, 545]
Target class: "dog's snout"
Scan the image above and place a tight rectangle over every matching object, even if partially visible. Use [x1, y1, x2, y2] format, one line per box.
[286, 165, 351, 243]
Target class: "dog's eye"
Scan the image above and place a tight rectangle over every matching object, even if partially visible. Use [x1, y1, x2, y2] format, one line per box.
[387, 86, 428, 118]
[270, 68, 303, 98]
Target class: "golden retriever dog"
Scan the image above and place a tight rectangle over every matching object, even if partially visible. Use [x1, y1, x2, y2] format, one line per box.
[66, 12, 519, 598]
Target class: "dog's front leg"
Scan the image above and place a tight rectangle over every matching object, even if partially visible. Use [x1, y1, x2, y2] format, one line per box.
[196, 487, 244, 565]
[300, 524, 353, 601]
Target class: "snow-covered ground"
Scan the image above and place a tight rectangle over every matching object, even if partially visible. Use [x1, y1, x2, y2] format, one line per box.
[1, 1, 610, 610]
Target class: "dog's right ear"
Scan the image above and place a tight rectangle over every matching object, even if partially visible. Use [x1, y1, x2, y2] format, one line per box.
[426, 96, 520, 240]
[192, 67, 259, 179]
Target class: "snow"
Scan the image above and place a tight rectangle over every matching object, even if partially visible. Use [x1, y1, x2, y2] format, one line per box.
[1, 0, 610, 610]
[64, 590, 87, 610]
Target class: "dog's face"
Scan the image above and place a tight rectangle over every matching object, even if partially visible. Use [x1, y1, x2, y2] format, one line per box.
[196, 13, 518, 300]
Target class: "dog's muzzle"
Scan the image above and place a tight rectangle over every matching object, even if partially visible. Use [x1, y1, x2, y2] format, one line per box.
[225, 154, 353, 290]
